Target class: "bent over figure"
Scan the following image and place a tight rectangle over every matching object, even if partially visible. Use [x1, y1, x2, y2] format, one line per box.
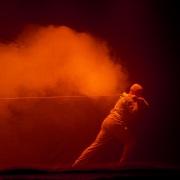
[72, 83, 149, 169]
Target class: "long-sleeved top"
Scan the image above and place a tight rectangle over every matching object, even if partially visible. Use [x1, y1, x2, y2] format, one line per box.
[106, 92, 140, 127]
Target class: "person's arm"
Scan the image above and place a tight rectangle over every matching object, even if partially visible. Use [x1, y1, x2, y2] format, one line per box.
[127, 96, 139, 114]
[127, 95, 149, 114]
[138, 97, 149, 107]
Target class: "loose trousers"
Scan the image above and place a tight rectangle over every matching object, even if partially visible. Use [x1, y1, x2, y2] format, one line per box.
[72, 117, 136, 168]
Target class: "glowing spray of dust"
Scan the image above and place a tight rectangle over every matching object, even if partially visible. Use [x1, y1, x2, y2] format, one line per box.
[0, 25, 130, 98]
[0, 25, 131, 169]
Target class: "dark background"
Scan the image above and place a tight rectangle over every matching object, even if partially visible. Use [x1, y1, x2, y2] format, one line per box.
[0, 0, 179, 167]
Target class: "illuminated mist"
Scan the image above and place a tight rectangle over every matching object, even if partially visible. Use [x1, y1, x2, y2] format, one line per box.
[0, 25, 130, 169]
[0, 25, 130, 98]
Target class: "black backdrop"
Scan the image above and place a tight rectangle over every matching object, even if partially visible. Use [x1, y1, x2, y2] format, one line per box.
[0, 0, 179, 171]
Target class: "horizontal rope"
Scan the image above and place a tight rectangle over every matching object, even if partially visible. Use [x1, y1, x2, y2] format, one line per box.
[0, 95, 121, 100]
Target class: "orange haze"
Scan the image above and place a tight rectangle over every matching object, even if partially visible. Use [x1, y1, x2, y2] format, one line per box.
[0, 25, 130, 98]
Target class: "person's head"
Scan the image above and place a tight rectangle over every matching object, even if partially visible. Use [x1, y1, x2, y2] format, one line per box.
[129, 83, 143, 97]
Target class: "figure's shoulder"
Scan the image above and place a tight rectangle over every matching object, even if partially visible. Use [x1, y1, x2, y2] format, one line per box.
[120, 92, 136, 105]
[119, 92, 132, 103]
[121, 92, 128, 97]
[121, 92, 131, 99]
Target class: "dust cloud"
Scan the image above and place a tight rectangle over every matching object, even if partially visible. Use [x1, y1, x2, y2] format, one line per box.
[0, 25, 130, 170]
[0, 25, 130, 98]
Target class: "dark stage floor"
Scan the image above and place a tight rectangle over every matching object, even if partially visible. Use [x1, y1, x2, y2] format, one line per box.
[1, 162, 180, 179]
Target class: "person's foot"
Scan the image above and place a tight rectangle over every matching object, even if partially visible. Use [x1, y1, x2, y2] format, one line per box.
[117, 161, 131, 170]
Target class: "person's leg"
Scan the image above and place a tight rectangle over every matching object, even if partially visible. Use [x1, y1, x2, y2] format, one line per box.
[105, 123, 136, 166]
[72, 128, 113, 169]
[118, 134, 136, 166]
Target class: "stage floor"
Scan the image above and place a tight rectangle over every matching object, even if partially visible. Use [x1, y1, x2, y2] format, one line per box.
[1, 162, 180, 179]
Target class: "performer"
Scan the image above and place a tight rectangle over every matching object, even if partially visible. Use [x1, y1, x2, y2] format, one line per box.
[72, 83, 149, 169]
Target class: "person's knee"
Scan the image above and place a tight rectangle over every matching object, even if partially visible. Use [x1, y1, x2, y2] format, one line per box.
[124, 136, 136, 147]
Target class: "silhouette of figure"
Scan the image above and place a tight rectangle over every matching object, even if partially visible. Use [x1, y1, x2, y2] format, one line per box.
[72, 83, 149, 169]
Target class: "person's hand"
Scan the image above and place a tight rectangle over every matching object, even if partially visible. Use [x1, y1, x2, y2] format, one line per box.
[131, 95, 138, 101]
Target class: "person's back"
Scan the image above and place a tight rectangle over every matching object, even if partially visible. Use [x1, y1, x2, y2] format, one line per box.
[108, 92, 138, 126]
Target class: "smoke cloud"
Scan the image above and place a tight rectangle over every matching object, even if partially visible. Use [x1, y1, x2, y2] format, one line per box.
[0, 25, 129, 98]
